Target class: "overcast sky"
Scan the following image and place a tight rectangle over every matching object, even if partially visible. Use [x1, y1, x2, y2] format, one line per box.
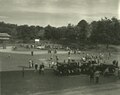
[0, 0, 120, 27]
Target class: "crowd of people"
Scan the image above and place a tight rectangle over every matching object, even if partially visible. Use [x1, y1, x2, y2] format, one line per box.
[27, 49, 119, 84]
[52, 51, 120, 83]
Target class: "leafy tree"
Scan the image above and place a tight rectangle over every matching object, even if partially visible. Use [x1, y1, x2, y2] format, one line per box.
[90, 17, 120, 48]
[76, 20, 89, 43]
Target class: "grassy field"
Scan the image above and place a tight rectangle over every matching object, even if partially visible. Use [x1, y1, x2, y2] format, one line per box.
[0, 46, 120, 95]
[0, 48, 120, 71]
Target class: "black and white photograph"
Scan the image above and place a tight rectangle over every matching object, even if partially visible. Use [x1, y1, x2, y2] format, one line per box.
[0, 0, 120, 95]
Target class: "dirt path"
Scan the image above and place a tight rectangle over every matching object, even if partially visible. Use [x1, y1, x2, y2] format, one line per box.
[0, 46, 67, 54]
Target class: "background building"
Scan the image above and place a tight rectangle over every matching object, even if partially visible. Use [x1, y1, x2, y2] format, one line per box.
[0, 33, 10, 49]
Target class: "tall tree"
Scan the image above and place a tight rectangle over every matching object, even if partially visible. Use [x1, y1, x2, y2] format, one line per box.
[76, 19, 89, 43]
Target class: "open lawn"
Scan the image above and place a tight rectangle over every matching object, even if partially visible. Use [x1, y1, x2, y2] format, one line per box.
[0, 48, 120, 71]
[0, 46, 120, 95]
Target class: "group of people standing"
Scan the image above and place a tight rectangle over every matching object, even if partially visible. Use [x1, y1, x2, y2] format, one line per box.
[29, 59, 45, 75]
[89, 67, 101, 84]
[48, 49, 57, 54]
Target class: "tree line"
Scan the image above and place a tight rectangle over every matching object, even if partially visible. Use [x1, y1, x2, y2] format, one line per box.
[0, 17, 120, 48]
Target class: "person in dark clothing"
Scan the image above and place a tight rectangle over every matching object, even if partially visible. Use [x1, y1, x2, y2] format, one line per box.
[56, 56, 59, 62]
[118, 68, 120, 79]
[89, 70, 94, 82]
[68, 51, 70, 56]
[31, 51, 34, 56]
[34, 63, 38, 72]
[39, 63, 45, 75]
[39, 64, 42, 74]
[48, 49, 51, 54]
[54, 49, 57, 54]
